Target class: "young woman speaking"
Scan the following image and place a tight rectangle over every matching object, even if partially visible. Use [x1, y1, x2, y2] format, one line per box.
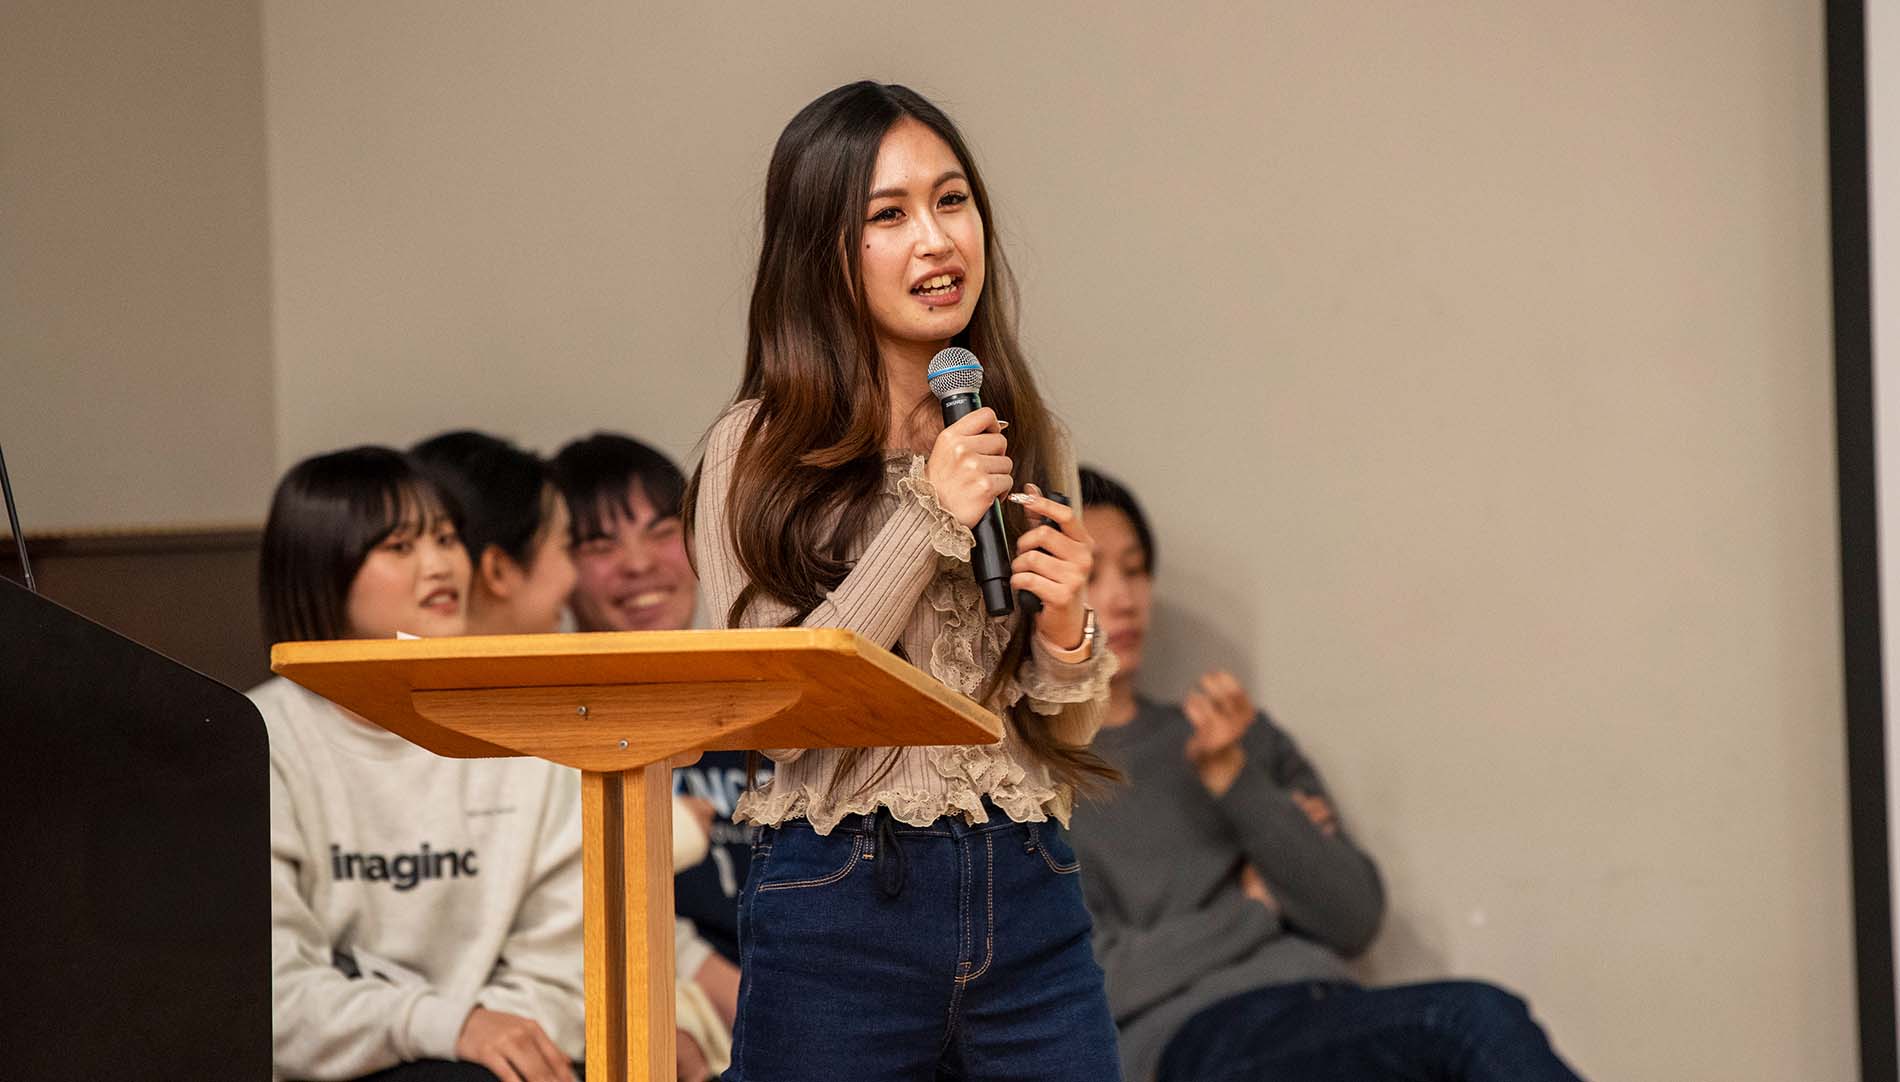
[687, 81, 1122, 1081]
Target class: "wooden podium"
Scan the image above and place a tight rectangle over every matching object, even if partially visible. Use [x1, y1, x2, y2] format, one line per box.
[272, 627, 1002, 1082]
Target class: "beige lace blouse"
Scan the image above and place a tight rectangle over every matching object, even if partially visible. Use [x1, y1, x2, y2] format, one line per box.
[692, 400, 1116, 834]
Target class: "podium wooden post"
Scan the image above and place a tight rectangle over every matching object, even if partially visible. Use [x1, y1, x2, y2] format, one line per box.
[272, 628, 1002, 1082]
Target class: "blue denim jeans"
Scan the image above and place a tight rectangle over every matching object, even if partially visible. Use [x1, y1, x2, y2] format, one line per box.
[1157, 980, 1585, 1082]
[722, 808, 1122, 1081]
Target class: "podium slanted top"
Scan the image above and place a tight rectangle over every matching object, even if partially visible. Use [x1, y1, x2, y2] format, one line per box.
[271, 627, 1003, 772]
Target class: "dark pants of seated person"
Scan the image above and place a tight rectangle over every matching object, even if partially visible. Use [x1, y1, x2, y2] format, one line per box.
[352, 1060, 585, 1081]
[1157, 980, 1585, 1082]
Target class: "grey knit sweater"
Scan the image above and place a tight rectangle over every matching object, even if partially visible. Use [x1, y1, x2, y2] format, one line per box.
[1069, 698, 1386, 1082]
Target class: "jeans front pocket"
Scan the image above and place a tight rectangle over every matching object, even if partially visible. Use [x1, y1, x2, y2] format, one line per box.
[1027, 822, 1081, 875]
[754, 824, 867, 894]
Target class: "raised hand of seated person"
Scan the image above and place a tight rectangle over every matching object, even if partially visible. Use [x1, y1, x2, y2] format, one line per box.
[456, 1006, 576, 1082]
[1182, 669, 1257, 796]
[1238, 862, 1277, 909]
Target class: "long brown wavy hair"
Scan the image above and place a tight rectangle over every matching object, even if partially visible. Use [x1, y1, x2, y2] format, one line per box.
[683, 81, 1116, 794]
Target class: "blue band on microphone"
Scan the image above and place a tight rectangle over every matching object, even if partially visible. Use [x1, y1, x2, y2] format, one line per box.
[930, 364, 982, 379]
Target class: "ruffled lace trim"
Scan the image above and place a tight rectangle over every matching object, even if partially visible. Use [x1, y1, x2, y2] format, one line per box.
[928, 742, 1026, 792]
[882, 453, 1110, 721]
[907, 483, 1120, 717]
[922, 571, 1011, 700]
[926, 742, 1072, 825]
[734, 768, 1074, 834]
[1018, 642, 1120, 715]
[889, 455, 974, 562]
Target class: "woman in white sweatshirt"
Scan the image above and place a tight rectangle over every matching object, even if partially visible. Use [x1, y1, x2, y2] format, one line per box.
[253, 446, 583, 1082]
[409, 428, 732, 1079]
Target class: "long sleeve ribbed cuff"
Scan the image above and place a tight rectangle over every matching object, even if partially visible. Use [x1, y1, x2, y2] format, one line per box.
[1021, 638, 1119, 714]
[404, 990, 480, 1063]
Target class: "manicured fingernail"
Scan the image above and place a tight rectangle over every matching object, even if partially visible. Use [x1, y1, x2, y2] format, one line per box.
[997, 420, 1010, 430]
[1007, 492, 1034, 504]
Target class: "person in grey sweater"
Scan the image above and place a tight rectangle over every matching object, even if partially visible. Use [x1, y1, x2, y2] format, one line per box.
[1071, 467, 1586, 1082]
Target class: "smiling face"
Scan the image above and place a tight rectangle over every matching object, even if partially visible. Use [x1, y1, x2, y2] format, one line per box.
[569, 481, 698, 632]
[343, 508, 471, 639]
[858, 116, 987, 367]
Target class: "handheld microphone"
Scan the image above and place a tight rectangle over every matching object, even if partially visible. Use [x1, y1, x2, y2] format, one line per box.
[927, 347, 1013, 616]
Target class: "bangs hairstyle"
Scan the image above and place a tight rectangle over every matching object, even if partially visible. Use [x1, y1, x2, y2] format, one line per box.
[411, 430, 559, 567]
[259, 446, 461, 644]
[684, 80, 1115, 795]
[1079, 466, 1155, 573]
[552, 433, 685, 543]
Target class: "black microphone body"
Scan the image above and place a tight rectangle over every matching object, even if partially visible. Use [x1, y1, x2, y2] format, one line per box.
[937, 387, 1015, 617]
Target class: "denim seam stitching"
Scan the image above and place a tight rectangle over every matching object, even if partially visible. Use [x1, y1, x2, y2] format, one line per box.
[940, 834, 973, 1053]
[943, 963, 970, 1052]
[755, 834, 863, 893]
[960, 832, 973, 963]
[1033, 826, 1080, 875]
[957, 833, 997, 983]
[1037, 845, 1081, 875]
[731, 853, 761, 1081]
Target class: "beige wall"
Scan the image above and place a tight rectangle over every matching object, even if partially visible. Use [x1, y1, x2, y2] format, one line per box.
[264, 4, 1851, 1076]
[0, 0, 276, 532]
[8, 1, 1853, 1076]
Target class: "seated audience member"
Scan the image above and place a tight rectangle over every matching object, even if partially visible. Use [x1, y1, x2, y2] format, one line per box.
[411, 430, 577, 636]
[551, 432, 751, 1071]
[415, 428, 728, 1081]
[1071, 466, 1587, 1082]
[253, 447, 582, 1082]
[550, 434, 696, 635]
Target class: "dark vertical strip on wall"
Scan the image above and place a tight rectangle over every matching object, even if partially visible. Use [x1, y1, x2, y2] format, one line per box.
[1828, 1, 1896, 1077]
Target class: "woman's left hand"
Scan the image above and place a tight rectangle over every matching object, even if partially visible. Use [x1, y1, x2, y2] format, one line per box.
[1009, 483, 1093, 651]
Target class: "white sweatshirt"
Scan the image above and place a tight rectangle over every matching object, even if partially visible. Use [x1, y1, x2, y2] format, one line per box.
[254, 677, 585, 1080]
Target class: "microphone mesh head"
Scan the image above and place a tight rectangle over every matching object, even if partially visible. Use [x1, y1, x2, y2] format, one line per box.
[927, 347, 984, 400]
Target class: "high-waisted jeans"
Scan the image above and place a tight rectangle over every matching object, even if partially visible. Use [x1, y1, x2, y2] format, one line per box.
[722, 806, 1122, 1081]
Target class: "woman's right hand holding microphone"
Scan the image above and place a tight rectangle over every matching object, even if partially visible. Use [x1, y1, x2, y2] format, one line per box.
[926, 407, 1012, 527]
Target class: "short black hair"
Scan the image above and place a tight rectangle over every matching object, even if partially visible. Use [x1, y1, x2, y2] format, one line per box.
[1079, 465, 1155, 573]
[259, 446, 461, 644]
[410, 430, 557, 568]
[551, 433, 684, 543]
